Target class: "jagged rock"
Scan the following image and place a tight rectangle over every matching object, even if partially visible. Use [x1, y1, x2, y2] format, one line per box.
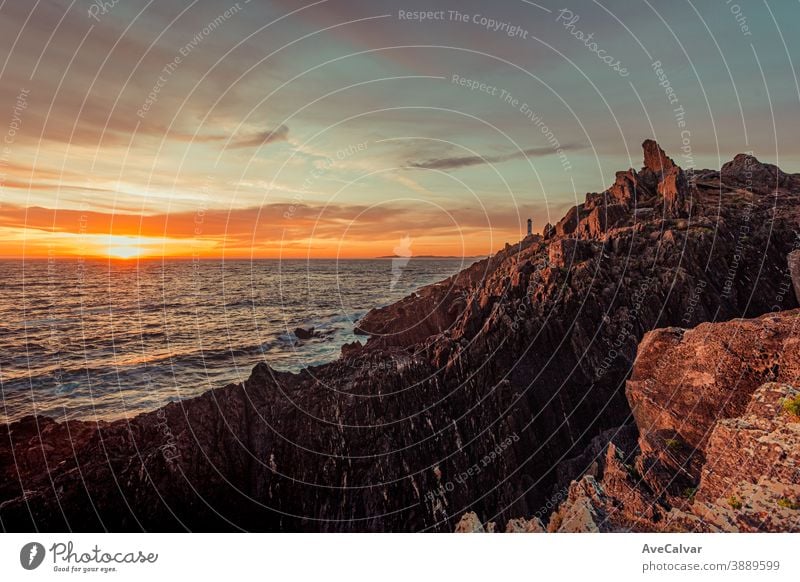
[543, 438, 663, 532]
[575, 203, 628, 238]
[341, 340, 362, 357]
[642, 139, 678, 175]
[454, 512, 495, 533]
[658, 165, 689, 217]
[547, 475, 611, 532]
[639, 139, 690, 217]
[551, 425, 638, 496]
[547, 238, 591, 267]
[505, 517, 545, 533]
[554, 205, 582, 238]
[605, 169, 642, 208]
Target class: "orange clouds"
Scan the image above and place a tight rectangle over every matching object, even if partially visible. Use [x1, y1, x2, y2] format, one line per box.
[0, 199, 538, 259]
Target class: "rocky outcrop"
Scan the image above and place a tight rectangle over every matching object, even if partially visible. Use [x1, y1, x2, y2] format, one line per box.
[574, 203, 629, 239]
[721, 153, 800, 195]
[627, 313, 799, 498]
[340, 340, 362, 357]
[453, 512, 545, 533]
[640, 139, 690, 217]
[607, 170, 640, 208]
[454, 511, 495, 533]
[690, 382, 800, 532]
[294, 326, 316, 340]
[1, 141, 798, 532]
[505, 516, 546, 532]
[577, 139, 690, 223]
[354, 237, 541, 346]
[554, 204, 581, 237]
[541, 310, 800, 532]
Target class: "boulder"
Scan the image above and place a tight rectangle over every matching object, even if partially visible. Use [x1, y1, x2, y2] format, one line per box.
[294, 326, 315, 340]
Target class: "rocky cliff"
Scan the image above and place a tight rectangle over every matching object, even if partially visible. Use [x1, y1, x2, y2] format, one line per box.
[1, 141, 798, 532]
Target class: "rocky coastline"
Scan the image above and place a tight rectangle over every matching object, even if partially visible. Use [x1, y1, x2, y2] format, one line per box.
[2, 140, 798, 532]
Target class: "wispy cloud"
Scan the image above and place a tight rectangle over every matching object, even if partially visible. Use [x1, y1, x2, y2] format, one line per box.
[170, 124, 290, 148]
[384, 172, 431, 195]
[229, 124, 290, 148]
[406, 144, 584, 171]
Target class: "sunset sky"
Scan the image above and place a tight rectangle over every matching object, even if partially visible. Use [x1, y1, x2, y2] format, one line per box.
[0, 0, 798, 259]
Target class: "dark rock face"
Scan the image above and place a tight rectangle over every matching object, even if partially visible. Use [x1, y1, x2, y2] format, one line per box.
[1, 141, 798, 532]
[340, 340, 362, 357]
[544, 310, 800, 533]
[789, 250, 800, 303]
[607, 170, 640, 208]
[554, 204, 582, 237]
[574, 203, 628, 238]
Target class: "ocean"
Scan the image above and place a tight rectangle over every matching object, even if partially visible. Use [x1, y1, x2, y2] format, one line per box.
[0, 258, 470, 423]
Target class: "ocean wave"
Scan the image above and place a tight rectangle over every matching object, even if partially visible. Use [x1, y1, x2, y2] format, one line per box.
[0, 259, 465, 422]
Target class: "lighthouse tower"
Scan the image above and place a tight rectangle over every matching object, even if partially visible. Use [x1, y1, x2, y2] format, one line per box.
[527, 218, 532, 236]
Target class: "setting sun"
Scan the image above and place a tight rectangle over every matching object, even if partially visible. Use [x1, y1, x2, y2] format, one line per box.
[91, 234, 219, 259]
[0, 229, 220, 260]
[99, 235, 153, 260]
[106, 245, 143, 260]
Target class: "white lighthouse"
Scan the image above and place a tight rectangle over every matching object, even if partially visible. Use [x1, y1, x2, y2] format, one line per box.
[527, 218, 532, 236]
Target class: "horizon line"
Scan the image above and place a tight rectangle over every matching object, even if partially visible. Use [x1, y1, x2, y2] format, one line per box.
[0, 255, 491, 261]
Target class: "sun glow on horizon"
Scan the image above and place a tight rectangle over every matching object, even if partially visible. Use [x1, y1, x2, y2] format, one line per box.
[0, 227, 223, 259]
[97, 235, 163, 260]
[0, 224, 508, 260]
[95, 234, 221, 260]
[106, 245, 144, 260]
